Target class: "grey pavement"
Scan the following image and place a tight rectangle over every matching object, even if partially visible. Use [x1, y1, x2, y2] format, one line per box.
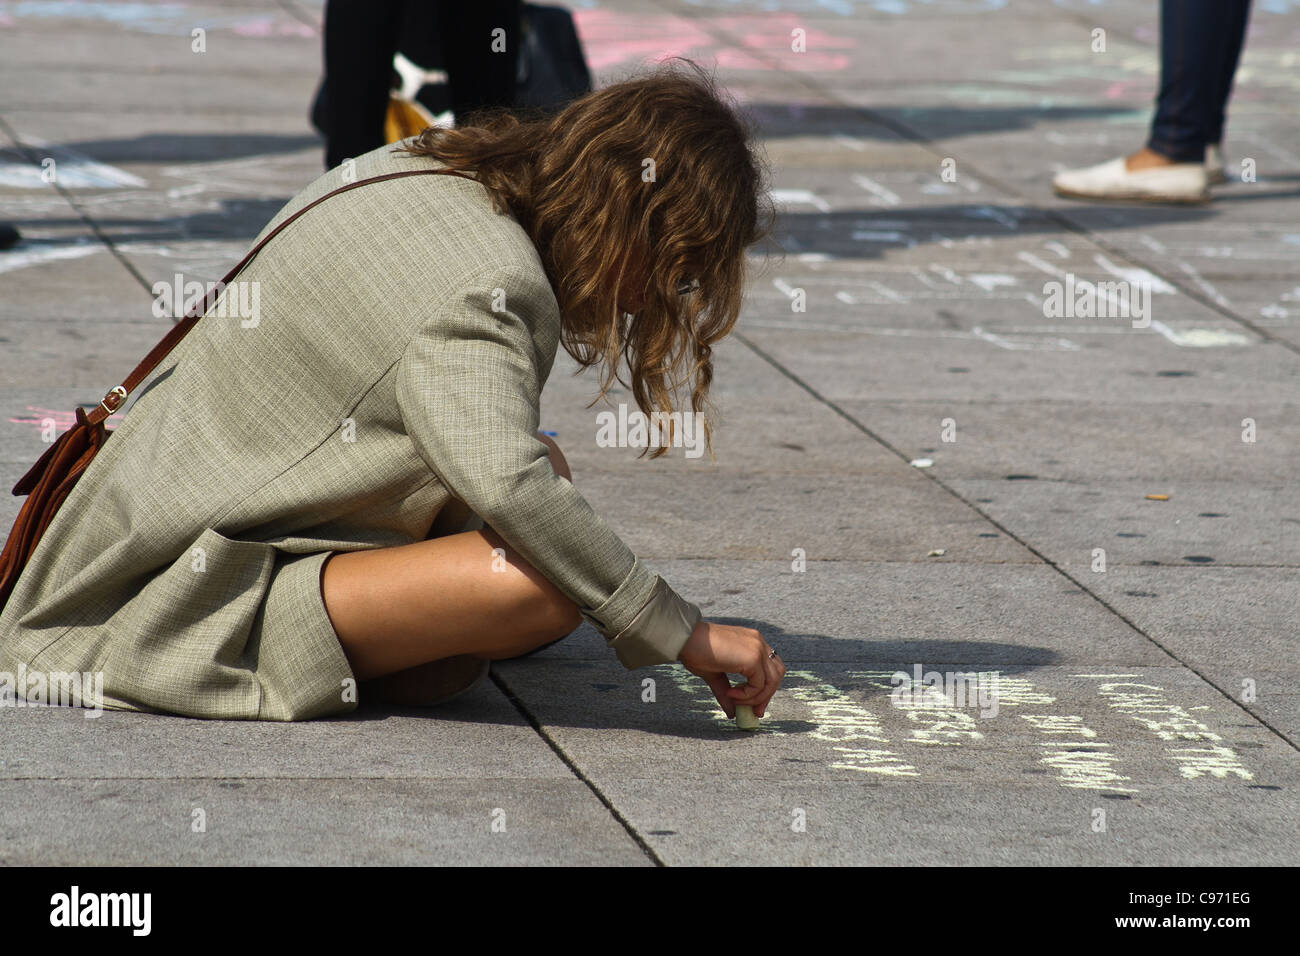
[0, 0, 1295, 865]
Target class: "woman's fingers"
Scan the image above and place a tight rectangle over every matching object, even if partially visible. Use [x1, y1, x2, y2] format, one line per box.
[754, 653, 786, 717]
[679, 619, 785, 722]
[703, 672, 737, 719]
[732, 649, 785, 718]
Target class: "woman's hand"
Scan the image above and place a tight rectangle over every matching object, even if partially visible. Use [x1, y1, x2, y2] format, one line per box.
[677, 618, 785, 720]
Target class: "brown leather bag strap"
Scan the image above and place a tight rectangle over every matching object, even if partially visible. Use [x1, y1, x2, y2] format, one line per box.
[86, 166, 480, 426]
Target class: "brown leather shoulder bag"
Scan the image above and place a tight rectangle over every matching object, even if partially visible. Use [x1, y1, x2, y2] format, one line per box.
[0, 166, 473, 611]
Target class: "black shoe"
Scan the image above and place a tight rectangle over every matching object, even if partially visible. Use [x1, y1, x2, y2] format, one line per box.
[0, 223, 20, 250]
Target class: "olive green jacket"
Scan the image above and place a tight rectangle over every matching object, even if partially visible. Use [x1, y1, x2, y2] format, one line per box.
[0, 140, 701, 720]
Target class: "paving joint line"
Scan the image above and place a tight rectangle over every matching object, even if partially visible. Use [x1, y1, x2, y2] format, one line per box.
[0, 115, 161, 300]
[737, 330, 1298, 754]
[274, 0, 320, 32]
[486, 667, 666, 866]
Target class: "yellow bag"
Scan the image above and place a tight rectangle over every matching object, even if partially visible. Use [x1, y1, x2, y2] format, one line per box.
[384, 95, 437, 144]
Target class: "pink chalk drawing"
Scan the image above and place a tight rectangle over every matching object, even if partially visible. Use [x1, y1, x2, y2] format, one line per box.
[232, 16, 317, 39]
[572, 10, 853, 72]
[9, 406, 124, 433]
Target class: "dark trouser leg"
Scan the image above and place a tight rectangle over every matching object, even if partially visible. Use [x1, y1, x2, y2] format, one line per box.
[322, 0, 404, 170]
[1147, 0, 1250, 162]
[1207, 0, 1252, 147]
[436, 0, 521, 124]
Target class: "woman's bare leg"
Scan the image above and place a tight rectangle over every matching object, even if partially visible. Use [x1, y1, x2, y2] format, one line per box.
[320, 433, 578, 682]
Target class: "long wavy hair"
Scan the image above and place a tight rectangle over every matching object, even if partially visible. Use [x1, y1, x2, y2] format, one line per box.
[395, 58, 774, 458]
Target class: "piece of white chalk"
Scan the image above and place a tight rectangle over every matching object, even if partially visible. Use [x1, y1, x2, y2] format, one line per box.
[735, 704, 760, 731]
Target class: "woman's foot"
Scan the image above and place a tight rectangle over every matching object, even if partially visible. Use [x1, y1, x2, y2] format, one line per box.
[1052, 146, 1209, 203]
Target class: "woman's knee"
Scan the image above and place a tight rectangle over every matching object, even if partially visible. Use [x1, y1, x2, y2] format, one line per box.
[482, 529, 581, 639]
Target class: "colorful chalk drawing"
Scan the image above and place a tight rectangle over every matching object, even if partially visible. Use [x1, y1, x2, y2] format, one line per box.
[681, 0, 1006, 14]
[664, 662, 1256, 794]
[7, 405, 125, 430]
[573, 10, 853, 72]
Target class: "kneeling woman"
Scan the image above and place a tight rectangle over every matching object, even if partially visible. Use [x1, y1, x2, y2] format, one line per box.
[0, 61, 786, 723]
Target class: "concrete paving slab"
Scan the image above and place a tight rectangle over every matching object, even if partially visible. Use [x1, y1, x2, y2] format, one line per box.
[0, 679, 572, 782]
[834, 399, 1300, 483]
[742, 327, 1298, 406]
[0, 777, 651, 866]
[0, 233, 148, 323]
[944, 477, 1300, 568]
[0, 318, 177, 387]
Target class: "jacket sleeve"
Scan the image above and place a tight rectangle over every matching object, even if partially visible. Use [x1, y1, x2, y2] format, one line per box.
[394, 261, 702, 669]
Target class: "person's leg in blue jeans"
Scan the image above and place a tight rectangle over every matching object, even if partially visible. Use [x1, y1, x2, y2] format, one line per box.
[1053, 0, 1252, 202]
[1205, 0, 1252, 181]
[1146, 0, 1253, 164]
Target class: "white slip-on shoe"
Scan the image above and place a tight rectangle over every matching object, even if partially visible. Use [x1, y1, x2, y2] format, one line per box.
[1206, 143, 1228, 185]
[1052, 156, 1210, 203]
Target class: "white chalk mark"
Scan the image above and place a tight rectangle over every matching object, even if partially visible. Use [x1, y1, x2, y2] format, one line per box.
[911, 266, 940, 289]
[0, 241, 102, 275]
[165, 183, 208, 200]
[851, 230, 907, 243]
[928, 264, 963, 285]
[968, 273, 1018, 292]
[1148, 321, 1250, 347]
[972, 326, 1080, 351]
[1139, 235, 1167, 254]
[1093, 254, 1177, 294]
[1044, 240, 1071, 259]
[772, 277, 799, 297]
[835, 290, 857, 304]
[851, 174, 900, 206]
[769, 188, 831, 213]
[1173, 258, 1231, 308]
[832, 132, 866, 152]
[1017, 250, 1068, 280]
[867, 281, 907, 303]
[11, 136, 147, 189]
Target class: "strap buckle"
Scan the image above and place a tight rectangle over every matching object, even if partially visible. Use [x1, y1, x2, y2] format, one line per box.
[99, 385, 128, 415]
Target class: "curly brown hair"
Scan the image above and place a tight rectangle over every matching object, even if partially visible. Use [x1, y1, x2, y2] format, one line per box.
[395, 58, 774, 458]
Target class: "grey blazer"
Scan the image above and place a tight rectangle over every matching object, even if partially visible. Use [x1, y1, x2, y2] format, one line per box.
[0, 140, 702, 720]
